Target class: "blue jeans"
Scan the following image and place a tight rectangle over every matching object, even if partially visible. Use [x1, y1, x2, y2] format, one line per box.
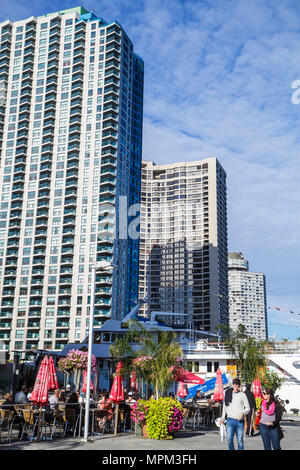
[226, 418, 245, 450]
[259, 423, 281, 450]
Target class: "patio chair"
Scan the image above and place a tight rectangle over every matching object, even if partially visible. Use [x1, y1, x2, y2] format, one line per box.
[21, 405, 39, 441]
[63, 408, 80, 438]
[92, 410, 107, 435]
[0, 410, 14, 442]
[49, 409, 66, 439]
[119, 405, 132, 433]
[192, 407, 202, 430]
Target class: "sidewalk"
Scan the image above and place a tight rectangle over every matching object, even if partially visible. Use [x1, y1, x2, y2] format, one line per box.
[1, 417, 300, 451]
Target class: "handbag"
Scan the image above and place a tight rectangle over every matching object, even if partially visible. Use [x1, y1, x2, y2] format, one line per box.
[278, 425, 284, 440]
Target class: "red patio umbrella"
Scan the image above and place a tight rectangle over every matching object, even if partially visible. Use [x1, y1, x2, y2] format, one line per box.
[30, 356, 50, 440]
[171, 366, 205, 385]
[109, 361, 124, 402]
[130, 370, 138, 393]
[213, 368, 224, 402]
[252, 377, 263, 398]
[48, 356, 58, 391]
[109, 361, 124, 435]
[177, 381, 189, 398]
[82, 369, 94, 394]
[31, 356, 50, 405]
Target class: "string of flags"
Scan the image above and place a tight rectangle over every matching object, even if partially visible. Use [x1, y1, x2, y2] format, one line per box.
[267, 306, 300, 316]
[204, 291, 300, 318]
[269, 321, 300, 329]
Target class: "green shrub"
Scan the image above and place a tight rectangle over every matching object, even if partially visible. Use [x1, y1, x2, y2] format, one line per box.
[145, 397, 183, 440]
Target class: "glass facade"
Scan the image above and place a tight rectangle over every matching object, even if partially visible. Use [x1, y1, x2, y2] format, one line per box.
[0, 8, 144, 359]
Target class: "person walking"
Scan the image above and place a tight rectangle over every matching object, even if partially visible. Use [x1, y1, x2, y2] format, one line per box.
[220, 378, 250, 450]
[244, 383, 256, 437]
[258, 388, 283, 450]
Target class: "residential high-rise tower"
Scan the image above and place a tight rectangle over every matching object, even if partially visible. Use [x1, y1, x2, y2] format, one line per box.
[228, 252, 268, 340]
[0, 7, 144, 359]
[139, 158, 228, 335]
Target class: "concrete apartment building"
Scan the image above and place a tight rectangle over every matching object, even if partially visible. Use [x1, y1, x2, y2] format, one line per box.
[138, 158, 228, 336]
[228, 252, 268, 340]
[0, 7, 144, 359]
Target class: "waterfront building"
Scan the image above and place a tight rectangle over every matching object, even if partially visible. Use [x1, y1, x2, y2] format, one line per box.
[228, 252, 268, 340]
[138, 158, 228, 335]
[0, 6, 144, 359]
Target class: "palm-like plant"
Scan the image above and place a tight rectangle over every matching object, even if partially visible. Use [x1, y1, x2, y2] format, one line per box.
[110, 320, 183, 399]
[218, 323, 271, 383]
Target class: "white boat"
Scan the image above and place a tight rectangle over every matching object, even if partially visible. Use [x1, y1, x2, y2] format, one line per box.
[60, 311, 300, 413]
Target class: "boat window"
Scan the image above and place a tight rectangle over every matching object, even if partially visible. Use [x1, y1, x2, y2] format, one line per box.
[102, 333, 110, 342]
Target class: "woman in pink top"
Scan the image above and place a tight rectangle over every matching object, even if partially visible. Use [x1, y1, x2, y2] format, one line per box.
[259, 388, 282, 450]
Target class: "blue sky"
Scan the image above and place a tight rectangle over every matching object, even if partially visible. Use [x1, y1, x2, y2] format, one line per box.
[2, 0, 300, 340]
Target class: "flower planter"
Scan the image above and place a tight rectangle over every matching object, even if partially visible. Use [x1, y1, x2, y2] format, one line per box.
[135, 422, 143, 437]
[142, 424, 149, 438]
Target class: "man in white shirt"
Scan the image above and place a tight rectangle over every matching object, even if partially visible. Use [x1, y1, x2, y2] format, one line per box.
[126, 392, 136, 407]
[220, 378, 250, 450]
[48, 389, 60, 411]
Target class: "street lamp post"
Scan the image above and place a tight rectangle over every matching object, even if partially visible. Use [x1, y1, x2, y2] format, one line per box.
[82, 260, 116, 443]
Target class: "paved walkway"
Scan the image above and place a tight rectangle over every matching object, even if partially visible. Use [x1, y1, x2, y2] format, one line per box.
[1, 417, 300, 451]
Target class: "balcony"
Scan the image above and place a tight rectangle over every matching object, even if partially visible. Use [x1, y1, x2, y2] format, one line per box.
[65, 179, 78, 190]
[59, 276, 72, 285]
[32, 257, 45, 266]
[0, 310, 13, 318]
[27, 332, 39, 339]
[26, 341, 39, 350]
[28, 309, 42, 317]
[0, 321, 12, 329]
[30, 287, 43, 296]
[60, 256, 73, 265]
[58, 298, 71, 306]
[27, 320, 40, 328]
[29, 299, 42, 306]
[57, 308, 70, 317]
[31, 268, 44, 276]
[30, 277, 44, 286]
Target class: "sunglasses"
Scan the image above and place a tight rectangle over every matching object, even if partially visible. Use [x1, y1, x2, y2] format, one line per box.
[262, 392, 269, 395]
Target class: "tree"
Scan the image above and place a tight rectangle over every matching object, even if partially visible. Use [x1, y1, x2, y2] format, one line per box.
[218, 324, 271, 384]
[109, 331, 134, 378]
[110, 320, 183, 399]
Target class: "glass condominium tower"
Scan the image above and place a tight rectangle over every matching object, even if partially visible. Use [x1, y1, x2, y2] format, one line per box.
[0, 7, 144, 359]
[139, 158, 228, 336]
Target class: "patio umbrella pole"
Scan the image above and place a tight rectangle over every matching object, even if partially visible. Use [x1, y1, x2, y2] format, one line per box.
[78, 403, 83, 438]
[37, 405, 42, 441]
[114, 403, 119, 435]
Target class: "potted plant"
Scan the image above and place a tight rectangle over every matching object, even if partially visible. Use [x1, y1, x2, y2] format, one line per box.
[130, 399, 150, 437]
[134, 397, 183, 440]
[58, 349, 97, 389]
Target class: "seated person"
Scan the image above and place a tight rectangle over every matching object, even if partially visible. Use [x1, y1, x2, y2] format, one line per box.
[48, 389, 60, 411]
[15, 385, 28, 404]
[96, 392, 113, 430]
[125, 392, 136, 407]
[192, 390, 204, 406]
[1, 393, 15, 412]
[66, 392, 80, 415]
